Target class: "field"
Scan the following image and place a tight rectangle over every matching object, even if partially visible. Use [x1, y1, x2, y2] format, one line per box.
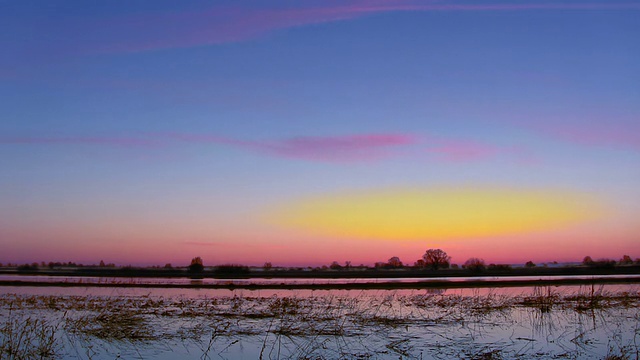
[1, 283, 639, 359]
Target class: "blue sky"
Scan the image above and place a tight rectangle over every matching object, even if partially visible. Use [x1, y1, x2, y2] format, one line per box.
[1, 0, 639, 266]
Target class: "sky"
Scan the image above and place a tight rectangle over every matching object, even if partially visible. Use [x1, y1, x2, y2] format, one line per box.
[1, 0, 639, 267]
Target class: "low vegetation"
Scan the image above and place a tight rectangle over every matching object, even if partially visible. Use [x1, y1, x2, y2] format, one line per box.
[1, 286, 639, 359]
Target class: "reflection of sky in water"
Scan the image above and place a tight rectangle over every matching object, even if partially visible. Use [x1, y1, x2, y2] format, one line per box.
[1, 283, 639, 298]
[1, 285, 638, 359]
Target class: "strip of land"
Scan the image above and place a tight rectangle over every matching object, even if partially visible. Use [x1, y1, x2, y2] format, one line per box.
[1, 276, 640, 290]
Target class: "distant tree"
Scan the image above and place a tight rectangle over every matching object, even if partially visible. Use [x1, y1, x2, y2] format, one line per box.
[215, 264, 250, 275]
[619, 255, 633, 265]
[488, 264, 512, 272]
[582, 256, 594, 266]
[18, 263, 38, 271]
[450, 264, 459, 269]
[164, 263, 173, 269]
[99, 260, 106, 267]
[263, 262, 273, 271]
[387, 256, 403, 269]
[589, 258, 616, 269]
[413, 259, 426, 268]
[188, 257, 204, 273]
[329, 261, 343, 270]
[463, 258, 486, 272]
[525, 261, 536, 268]
[423, 249, 451, 270]
[344, 261, 352, 270]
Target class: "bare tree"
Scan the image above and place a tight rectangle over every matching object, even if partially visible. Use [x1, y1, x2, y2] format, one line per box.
[422, 249, 451, 270]
[463, 258, 485, 272]
[387, 256, 403, 268]
[188, 257, 204, 272]
[620, 255, 633, 265]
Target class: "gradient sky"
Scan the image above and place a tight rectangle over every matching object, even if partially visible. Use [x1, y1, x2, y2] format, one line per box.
[1, 0, 639, 267]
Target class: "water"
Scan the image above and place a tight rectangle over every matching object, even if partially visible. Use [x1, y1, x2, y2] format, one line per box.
[2, 273, 639, 286]
[1, 279, 639, 359]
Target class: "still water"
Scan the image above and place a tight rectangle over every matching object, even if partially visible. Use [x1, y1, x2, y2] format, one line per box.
[1, 281, 639, 359]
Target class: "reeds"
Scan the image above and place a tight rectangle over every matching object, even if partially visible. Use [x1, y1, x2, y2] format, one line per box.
[0, 286, 638, 359]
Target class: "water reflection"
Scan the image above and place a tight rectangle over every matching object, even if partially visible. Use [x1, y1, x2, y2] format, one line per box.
[0, 285, 638, 359]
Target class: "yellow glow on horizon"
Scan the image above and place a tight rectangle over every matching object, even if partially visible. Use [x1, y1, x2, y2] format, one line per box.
[272, 188, 601, 240]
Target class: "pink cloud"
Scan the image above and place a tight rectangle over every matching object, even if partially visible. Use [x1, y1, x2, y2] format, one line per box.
[424, 138, 539, 164]
[545, 126, 640, 150]
[3, 132, 542, 163]
[92, 1, 640, 53]
[426, 140, 500, 161]
[170, 133, 417, 163]
[522, 115, 640, 151]
[2, 132, 417, 163]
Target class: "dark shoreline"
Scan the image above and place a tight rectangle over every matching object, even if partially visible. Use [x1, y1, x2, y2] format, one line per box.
[2, 276, 640, 290]
[2, 264, 640, 279]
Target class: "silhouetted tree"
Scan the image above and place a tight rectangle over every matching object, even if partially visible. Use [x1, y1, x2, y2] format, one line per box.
[582, 256, 594, 266]
[387, 256, 403, 268]
[329, 261, 343, 270]
[423, 249, 451, 270]
[344, 261, 352, 270]
[413, 259, 426, 268]
[488, 263, 512, 272]
[99, 260, 106, 267]
[619, 255, 633, 265]
[263, 262, 273, 271]
[164, 263, 173, 269]
[188, 257, 204, 272]
[525, 261, 536, 268]
[463, 258, 485, 272]
[215, 264, 250, 275]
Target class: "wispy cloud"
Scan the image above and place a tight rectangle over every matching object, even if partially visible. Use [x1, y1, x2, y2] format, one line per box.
[539, 124, 640, 151]
[425, 139, 500, 162]
[92, 1, 640, 53]
[169, 133, 417, 162]
[1, 132, 417, 163]
[2, 132, 544, 163]
[424, 138, 538, 163]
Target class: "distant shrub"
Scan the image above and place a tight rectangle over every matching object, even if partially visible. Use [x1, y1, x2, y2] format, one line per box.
[188, 257, 204, 273]
[463, 258, 486, 272]
[525, 261, 536, 268]
[17, 263, 38, 271]
[586, 259, 616, 269]
[214, 264, 250, 275]
[488, 264, 512, 272]
[619, 255, 633, 265]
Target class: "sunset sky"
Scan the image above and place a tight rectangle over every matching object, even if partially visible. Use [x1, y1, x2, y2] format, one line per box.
[1, 0, 639, 267]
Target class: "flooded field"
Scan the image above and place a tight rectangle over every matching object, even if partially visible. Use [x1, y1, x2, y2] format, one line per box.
[1, 284, 639, 359]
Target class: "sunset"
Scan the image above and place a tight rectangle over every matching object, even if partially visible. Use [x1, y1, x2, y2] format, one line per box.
[1, 1, 639, 358]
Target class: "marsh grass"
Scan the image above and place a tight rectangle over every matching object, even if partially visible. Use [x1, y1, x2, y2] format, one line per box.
[0, 309, 59, 359]
[0, 286, 638, 359]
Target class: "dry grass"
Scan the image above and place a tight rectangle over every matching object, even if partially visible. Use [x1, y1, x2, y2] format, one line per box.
[0, 286, 638, 359]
